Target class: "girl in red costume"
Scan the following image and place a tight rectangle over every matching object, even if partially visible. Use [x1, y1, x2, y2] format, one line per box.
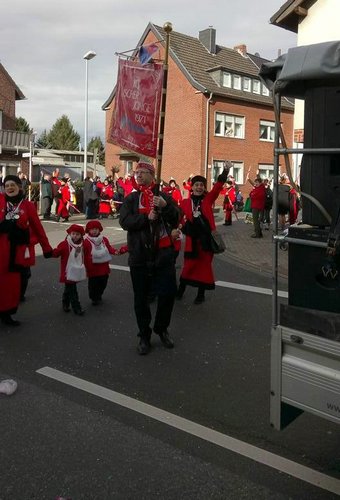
[98, 179, 114, 218]
[56, 178, 71, 222]
[163, 179, 182, 205]
[223, 180, 236, 226]
[0, 175, 52, 326]
[83, 220, 127, 305]
[177, 162, 231, 304]
[52, 224, 86, 315]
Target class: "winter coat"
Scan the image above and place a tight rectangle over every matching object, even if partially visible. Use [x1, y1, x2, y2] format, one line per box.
[119, 189, 180, 268]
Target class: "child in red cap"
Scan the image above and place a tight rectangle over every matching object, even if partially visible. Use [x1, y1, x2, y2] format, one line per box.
[83, 220, 128, 305]
[52, 224, 86, 315]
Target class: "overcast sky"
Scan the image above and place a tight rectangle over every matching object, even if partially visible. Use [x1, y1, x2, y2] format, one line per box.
[1, 0, 296, 145]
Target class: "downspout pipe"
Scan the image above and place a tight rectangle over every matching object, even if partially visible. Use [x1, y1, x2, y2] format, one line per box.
[204, 92, 213, 179]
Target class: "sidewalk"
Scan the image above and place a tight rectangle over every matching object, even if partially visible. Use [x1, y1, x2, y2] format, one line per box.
[215, 210, 288, 279]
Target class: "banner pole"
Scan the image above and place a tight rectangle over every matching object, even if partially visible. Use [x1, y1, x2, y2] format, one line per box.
[155, 21, 172, 191]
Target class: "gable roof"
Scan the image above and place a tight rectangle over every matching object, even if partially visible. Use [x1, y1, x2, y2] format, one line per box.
[270, 0, 318, 33]
[102, 22, 294, 111]
[0, 62, 26, 100]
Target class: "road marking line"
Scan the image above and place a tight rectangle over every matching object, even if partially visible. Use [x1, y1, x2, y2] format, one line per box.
[109, 265, 288, 298]
[215, 280, 288, 298]
[36, 366, 340, 496]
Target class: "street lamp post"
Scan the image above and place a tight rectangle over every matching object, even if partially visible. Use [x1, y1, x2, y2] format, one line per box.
[83, 50, 96, 180]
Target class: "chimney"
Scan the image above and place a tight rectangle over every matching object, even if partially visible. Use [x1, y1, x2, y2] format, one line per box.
[199, 27, 216, 54]
[234, 44, 247, 57]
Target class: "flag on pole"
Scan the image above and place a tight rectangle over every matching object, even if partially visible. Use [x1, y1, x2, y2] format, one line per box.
[138, 43, 159, 65]
[108, 59, 163, 158]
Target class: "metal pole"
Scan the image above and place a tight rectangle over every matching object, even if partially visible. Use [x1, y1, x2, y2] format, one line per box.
[28, 137, 33, 201]
[82, 51, 96, 180]
[272, 92, 281, 328]
[84, 58, 89, 181]
[155, 21, 172, 189]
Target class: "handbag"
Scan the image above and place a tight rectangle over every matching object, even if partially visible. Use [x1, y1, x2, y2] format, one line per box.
[243, 197, 252, 213]
[210, 229, 226, 254]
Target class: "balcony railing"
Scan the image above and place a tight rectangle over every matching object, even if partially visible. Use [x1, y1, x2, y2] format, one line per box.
[0, 129, 32, 151]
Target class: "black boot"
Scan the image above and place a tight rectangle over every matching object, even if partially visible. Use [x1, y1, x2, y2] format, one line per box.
[1, 313, 21, 326]
[73, 306, 85, 316]
[194, 289, 205, 305]
[176, 282, 186, 300]
[62, 301, 71, 312]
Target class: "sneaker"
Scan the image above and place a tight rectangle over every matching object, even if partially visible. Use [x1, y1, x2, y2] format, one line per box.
[137, 337, 151, 355]
[157, 330, 174, 348]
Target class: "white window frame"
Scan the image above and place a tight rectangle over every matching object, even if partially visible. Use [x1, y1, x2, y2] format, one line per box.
[222, 72, 231, 88]
[0, 110, 2, 129]
[253, 79, 260, 94]
[259, 120, 275, 142]
[233, 75, 241, 90]
[125, 160, 133, 176]
[212, 160, 244, 184]
[243, 77, 251, 92]
[258, 164, 274, 180]
[262, 85, 270, 96]
[215, 112, 245, 139]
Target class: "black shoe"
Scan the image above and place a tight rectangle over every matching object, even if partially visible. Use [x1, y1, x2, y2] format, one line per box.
[137, 337, 151, 355]
[1, 314, 21, 326]
[157, 330, 174, 348]
[194, 295, 205, 305]
[62, 302, 71, 312]
[91, 299, 102, 306]
[73, 308, 85, 316]
[251, 234, 263, 238]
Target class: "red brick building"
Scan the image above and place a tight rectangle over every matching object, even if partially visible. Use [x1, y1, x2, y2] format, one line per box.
[103, 23, 294, 198]
[0, 62, 31, 176]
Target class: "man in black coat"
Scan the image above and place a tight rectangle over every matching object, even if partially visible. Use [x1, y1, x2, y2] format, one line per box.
[40, 172, 53, 219]
[119, 162, 180, 355]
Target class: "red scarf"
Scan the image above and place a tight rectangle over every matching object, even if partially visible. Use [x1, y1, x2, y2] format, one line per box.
[131, 177, 155, 214]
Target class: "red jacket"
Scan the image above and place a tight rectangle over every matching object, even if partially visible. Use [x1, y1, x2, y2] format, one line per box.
[249, 183, 266, 210]
[0, 194, 52, 268]
[180, 181, 223, 254]
[52, 239, 84, 283]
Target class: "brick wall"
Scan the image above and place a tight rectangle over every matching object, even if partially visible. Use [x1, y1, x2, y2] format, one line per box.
[104, 33, 294, 200]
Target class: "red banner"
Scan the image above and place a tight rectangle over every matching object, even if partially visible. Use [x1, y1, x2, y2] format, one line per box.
[108, 59, 163, 158]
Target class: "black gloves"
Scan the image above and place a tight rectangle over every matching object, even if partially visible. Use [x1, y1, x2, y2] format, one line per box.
[43, 251, 53, 259]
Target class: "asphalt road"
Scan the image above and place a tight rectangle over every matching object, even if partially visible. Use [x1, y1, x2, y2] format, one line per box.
[0, 217, 339, 500]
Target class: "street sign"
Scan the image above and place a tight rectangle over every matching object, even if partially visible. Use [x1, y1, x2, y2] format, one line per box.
[22, 152, 31, 158]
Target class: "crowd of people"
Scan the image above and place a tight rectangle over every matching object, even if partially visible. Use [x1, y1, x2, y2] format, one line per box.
[244, 170, 300, 238]
[0, 164, 301, 356]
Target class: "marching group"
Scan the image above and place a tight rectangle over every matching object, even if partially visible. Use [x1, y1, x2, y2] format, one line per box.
[0, 161, 298, 355]
[0, 161, 232, 356]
